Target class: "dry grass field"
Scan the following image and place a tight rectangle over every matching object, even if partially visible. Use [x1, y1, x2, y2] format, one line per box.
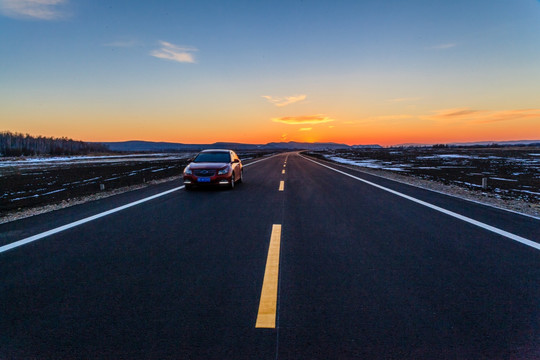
[308, 147, 540, 205]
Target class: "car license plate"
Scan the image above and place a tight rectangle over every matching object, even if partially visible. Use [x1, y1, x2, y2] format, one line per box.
[197, 177, 211, 183]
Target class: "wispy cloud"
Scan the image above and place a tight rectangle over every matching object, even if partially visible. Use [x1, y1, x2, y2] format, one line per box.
[0, 0, 69, 20]
[272, 115, 335, 125]
[150, 41, 197, 64]
[299, 127, 312, 131]
[104, 40, 139, 48]
[262, 94, 306, 107]
[431, 43, 457, 50]
[426, 108, 478, 118]
[423, 108, 540, 123]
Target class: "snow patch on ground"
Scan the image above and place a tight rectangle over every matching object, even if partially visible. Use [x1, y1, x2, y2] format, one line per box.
[490, 177, 518, 182]
[325, 156, 409, 172]
[0, 153, 193, 168]
[416, 154, 472, 160]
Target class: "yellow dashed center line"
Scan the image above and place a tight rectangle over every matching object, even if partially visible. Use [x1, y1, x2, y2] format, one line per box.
[256, 224, 282, 328]
[255, 157, 288, 328]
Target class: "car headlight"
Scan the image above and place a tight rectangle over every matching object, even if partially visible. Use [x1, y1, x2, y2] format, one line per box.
[184, 167, 192, 175]
[217, 167, 229, 175]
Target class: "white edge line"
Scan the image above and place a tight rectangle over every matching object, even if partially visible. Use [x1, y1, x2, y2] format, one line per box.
[0, 186, 184, 254]
[244, 155, 276, 167]
[302, 156, 540, 251]
[305, 155, 540, 221]
[0, 153, 280, 254]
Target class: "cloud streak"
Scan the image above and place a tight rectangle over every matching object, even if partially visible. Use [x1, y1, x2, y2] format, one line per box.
[262, 94, 306, 107]
[0, 0, 68, 20]
[150, 41, 197, 64]
[272, 115, 335, 125]
[355, 108, 540, 125]
[431, 43, 457, 49]
[424, 108, 540, 123]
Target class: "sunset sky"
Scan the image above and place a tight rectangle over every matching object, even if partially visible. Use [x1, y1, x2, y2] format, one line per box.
[1, 0, 539, 146]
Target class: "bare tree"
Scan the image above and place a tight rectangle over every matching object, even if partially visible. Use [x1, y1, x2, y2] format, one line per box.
[0, 131, 109, 157]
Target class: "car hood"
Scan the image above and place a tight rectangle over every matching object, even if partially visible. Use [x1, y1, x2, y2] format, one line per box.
[188, 162, 229, 170]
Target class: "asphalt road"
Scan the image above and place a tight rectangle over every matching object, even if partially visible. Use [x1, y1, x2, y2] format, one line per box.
[1, 152, 539, 359]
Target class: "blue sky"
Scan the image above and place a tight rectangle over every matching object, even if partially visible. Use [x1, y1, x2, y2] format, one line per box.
[1, 0, 539, 145]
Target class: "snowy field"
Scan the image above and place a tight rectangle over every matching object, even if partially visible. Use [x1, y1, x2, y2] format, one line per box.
[0, 153, 195, 214]
[311, 147, 540, 203]
[0, 153, 193, 168]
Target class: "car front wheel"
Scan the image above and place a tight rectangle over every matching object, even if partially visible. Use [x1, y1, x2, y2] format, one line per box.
[238, 169, 243, 183]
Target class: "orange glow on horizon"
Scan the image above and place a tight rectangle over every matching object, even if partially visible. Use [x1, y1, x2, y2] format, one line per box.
[47, 124, 540, 148]
[3, 107, 538, 147]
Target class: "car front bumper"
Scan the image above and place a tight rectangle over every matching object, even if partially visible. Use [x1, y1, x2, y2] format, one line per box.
[183, 174, 232, 186]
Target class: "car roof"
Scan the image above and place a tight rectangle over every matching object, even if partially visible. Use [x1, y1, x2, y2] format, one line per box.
[200, 149, 232, 153]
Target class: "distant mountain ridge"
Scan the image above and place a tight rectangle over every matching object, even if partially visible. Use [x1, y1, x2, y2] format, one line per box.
[449, 140, 540, 146]
[99, 140, 382, 152]
[98, 139, 539, 152]
[397, 140, 540, 147]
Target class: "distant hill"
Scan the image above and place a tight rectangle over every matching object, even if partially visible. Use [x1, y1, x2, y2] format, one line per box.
[263, 141, 370, 150]
[395, 140, 540, 147]
[449, 140, 540, 147]
[99, 141, 382, 152]
[100, 141, 250, 152]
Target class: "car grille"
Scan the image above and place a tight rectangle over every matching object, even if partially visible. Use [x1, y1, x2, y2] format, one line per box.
[193, 169, 216, 176]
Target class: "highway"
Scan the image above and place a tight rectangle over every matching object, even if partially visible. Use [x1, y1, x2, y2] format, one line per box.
[1, 152, 539, 359]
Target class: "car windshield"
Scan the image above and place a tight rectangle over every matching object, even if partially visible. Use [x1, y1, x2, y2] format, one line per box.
[193, 152, 231, 163]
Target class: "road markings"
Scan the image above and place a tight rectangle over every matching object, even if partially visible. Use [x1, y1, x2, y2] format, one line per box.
[0, 186, 184, 254]
[245, 155, 280, 167]
[279, 181, 285, 191]
[0, 155, 276, 255]
[303, 156, 540, 251]
[256, 224, 282, 328]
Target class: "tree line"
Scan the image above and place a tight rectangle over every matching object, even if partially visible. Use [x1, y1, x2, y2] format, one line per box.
[0, 131, 109, 157]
